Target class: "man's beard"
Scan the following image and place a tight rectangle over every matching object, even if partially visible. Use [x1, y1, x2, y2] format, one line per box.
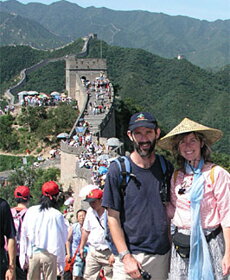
[133, 139, 156, 158]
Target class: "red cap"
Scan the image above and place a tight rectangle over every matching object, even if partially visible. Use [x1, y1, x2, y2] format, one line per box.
[42, 181, 60, 198]
[14, 186, 32, 200]
[84, 188, 103, 202]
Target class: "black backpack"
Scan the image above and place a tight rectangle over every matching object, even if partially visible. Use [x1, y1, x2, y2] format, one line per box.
[113, 155, 172, 203]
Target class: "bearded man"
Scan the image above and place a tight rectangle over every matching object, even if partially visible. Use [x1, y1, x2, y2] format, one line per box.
[102, 112, 174, 280]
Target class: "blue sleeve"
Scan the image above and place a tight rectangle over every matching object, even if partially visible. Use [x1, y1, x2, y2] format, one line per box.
[102, 161, 122, 212]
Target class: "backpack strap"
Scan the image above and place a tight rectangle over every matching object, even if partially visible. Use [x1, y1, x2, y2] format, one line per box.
[10, 207, 27, 255]
[210, 165, 216, 185]
[113, 156, 132, 196]
[158, 155, 166, 174]
[11, 207, 17, 217]
[173, 170, 179, 185]
[157, 154, 171, 203]
[114, 155, 172, 202]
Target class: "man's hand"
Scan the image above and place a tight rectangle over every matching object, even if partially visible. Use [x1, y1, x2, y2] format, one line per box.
[122, 254, 142, 279]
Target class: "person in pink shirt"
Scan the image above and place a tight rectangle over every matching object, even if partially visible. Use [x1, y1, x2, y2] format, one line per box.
[158, 118, 230, 280]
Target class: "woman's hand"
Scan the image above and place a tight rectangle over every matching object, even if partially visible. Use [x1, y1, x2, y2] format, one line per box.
[222, 227, 230, 276]
[222, 253, 230, 276]
[65, 253, 71, 262]
[79, 248, 85, 259]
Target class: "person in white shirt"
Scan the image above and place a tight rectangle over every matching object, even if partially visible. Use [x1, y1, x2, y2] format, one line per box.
[19, 181, 68, 280]
[79, 188, 114, 280]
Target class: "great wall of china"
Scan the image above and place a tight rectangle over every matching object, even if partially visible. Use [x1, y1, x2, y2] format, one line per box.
[4, 34, 121, 209]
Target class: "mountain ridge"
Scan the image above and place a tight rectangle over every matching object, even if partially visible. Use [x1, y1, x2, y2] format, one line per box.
[0, 11, 66, 49]
[1, 0, 229, 69]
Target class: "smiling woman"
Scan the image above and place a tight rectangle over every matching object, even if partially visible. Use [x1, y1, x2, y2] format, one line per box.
[179, 133, 208, 165]
[158, 118, 230, 280]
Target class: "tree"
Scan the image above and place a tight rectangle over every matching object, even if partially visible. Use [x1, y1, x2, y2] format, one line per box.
[0, 166, 60, 207]
[0, 115, 19, 151]
[50, 103, 78, 135]
[17, 106, 47, 132]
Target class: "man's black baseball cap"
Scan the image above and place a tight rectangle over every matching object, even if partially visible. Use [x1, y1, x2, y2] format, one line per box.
[128, 112, 157, 131]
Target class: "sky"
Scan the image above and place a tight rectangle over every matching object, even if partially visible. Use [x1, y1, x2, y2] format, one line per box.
[5, 0, 230, 21]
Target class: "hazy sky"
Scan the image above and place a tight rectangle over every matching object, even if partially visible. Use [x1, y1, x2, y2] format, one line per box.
[3, 0, 230, 21]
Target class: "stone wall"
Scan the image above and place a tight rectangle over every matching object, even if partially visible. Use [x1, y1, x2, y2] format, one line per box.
[60, 142, 93, 208]
[62, 55, 117, 206]
[99, 105, 116, 138]
[4, 57, 66, 104]
[4, 33, 95, 105]
[65, 55, 78, 99]
[65, 56, 107, 102]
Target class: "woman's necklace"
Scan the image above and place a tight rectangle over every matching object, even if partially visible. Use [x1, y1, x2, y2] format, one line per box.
[178, 161, 195, 195]
[178, 179, 192, 195]
[178, 181, 187, 195]
[178, 159, 204, 195]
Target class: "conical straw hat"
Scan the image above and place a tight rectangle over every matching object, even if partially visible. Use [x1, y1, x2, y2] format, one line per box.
[158, 118, 223, 151]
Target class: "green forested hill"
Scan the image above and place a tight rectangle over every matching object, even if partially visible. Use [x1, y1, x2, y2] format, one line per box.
[0, 45, 46, 82]
[1, 0, 229, 69]
[0, 11, 65, 49]
[88, 40, 229, 154]
[0, 39, 229, 154]
[0, 39, 84, 95]
[16, 61, 66, 97]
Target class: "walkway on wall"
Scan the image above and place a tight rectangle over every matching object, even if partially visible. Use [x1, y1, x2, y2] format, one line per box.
[83, 84, 112, 135]
[68, 72, 115, 140]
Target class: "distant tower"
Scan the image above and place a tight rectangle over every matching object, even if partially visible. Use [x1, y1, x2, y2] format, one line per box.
[177, 54, 185, 60]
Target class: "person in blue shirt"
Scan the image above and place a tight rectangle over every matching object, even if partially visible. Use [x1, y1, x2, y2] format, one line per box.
[66, 209, 87, 280]
[102, 112, 173, 280]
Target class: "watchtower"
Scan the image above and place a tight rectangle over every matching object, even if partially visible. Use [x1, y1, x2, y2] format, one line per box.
[65, 56, 107, 110]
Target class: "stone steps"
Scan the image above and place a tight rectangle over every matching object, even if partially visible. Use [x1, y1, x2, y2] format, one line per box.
[84, 112, 106, 134]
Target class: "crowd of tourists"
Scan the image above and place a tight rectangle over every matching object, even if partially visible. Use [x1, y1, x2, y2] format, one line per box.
[0, 105, 15, 115]
[0, 92, 76, 116]
[1, 111, 230, 280]
[64, 129, 112, 190]
[20, 94, 74, 107]
[84, 75, 112, 116]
